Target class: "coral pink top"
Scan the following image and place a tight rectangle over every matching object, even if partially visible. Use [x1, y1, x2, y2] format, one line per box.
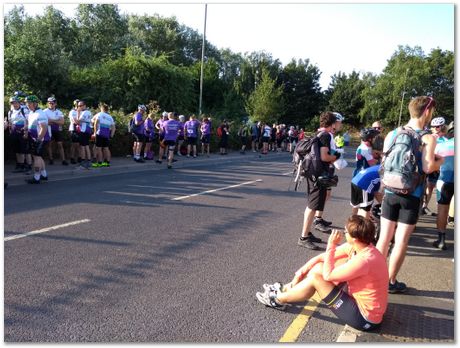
[323, 243, 389, 324]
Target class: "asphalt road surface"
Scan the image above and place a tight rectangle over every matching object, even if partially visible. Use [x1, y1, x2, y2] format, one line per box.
[1, 152, 422, 342]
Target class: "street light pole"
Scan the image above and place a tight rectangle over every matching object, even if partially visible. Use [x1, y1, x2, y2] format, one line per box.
[199, 4, 207, 116]
[398, 68, 409, 127]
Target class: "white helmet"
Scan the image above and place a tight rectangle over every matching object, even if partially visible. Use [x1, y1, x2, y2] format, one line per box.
[431, 117, 445, 127]
[333, 112, 344, 122]
[162, 111, 168, 117]
[179, 115, 185, 122]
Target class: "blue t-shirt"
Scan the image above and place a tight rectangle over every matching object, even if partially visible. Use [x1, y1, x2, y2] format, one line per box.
[351, 165, 381, 194]
[435, 138, 454, 183]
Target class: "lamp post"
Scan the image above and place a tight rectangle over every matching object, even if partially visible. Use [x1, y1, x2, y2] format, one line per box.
[199, 4, 207, 116]
[398, 68, 409, 127]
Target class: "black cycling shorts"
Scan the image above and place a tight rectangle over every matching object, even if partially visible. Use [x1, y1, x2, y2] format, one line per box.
[10, 131, 28, 154]
[187, 137, 198, 146]
[78, 132, 91, 147]
[29, 138, 47, 157]
[201, 134, 211, 144]
[350, 183, 374, 210]
[95, 135, 110, 148]
[50, 130, 63, 142]
[71, 131, 80, 143]
[381, 193, 421, 225]
[132, 133, 145, 143]
[306, 176, 328, 211]
[323, 284, 381, 331]
[437, 182, 454, 205]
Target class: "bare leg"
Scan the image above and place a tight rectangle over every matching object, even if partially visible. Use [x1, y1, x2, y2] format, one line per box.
[387, 222, 415, 283]
[301, 206, 316, 238]
[376, 216, 397, 259]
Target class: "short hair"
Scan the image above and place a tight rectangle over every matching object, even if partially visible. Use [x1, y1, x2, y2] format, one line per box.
[319, 111, 337, 128]
[408, 96, 436, 119]
[99, 102, 109, 111]
[345, 215, 375, 245]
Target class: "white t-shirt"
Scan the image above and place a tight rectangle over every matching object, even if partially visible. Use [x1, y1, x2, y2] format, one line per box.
[28, 108, 49, 140]
[44, 108, 64, 132]
[78, 109, 93, 134]
[68, 109, 78, 131]
[94, 112, 115, 138]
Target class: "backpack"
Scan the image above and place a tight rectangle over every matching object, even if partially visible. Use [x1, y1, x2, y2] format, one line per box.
[217, 126, 223, 137]
[379, 127, 426, 195]
[292, 133, 328, 190]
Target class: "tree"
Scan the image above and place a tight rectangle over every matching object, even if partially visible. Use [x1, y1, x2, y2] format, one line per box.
[245, 68, 284, 124]
[279, 59, 323, 128]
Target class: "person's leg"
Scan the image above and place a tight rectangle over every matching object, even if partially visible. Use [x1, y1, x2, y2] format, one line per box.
[193, 144, 197, 157]
[187, 143, 191, 156]
[301, 206, 316, 238]
[95, 146, 102, 163]
[103, 147, 111, 162]
[387, 222, 416, 283]
[57, 141, 66, 162]
[376, 216, 397, 259]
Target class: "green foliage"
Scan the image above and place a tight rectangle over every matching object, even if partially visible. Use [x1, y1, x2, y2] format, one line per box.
[245, 68, 284, 125]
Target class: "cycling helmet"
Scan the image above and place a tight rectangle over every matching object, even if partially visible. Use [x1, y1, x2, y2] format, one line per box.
[47, 96, 56, 103]
[431, 117, 446, 127]
[317, 175, 339, 188]
[360, 127, 379, 141]
[333, 112, 344, 122]
[447, 121, 454, 135]
[14, 91, 26, 98]
[73, 99, 80, 106]
[179, 115, 185, 122]
[9, 96, 20, 103]
[138, 104, 147, 111]
[162, 111, 168, 117]
[25, 95, 39, 103]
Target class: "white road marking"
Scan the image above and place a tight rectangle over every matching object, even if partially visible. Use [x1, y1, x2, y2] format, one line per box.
[282, 171, 293, 175]
[127, 184, 159, 188]
[122, 200, 157, 206]
[171, 179, 263, 201]
[103, 191, 161, 198]
[336, 325, 360, 342]
[4, 219, 91, 242]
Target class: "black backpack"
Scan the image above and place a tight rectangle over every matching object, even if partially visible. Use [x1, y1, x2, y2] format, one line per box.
[292, 133, 328, 190]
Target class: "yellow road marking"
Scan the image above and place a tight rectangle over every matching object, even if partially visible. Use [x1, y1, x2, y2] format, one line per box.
[279, 292, 322, 342]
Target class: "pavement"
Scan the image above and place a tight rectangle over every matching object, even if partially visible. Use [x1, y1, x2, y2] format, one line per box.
[3, 147, 455, 343]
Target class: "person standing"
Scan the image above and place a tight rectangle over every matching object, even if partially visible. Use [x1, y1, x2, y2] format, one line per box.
[376, 96, 444, 293]
[92, 103, 116, 167]
[237, 122, 249, 154]
[432, 122, 454, 250]
[176, 115, 186, 156]
[131, 105, 146, 163]
[261, 122, 272, 155]
[156, 111, 169, 160]
[298, 112, 342, 250]
[184, 114, 201, 158]
[158, 112, 181, 169]
[24, 95, 50, 184]
[44, 96, 68, 166]
[251, 121, 260, 152]
[219, 120, 230, 155]
[200, 116, 212, 157]
[7, 96, 30, 173]
[68, 99, 81, 164]
[143, 108, 156, 160]
[76, 100, 93, 169]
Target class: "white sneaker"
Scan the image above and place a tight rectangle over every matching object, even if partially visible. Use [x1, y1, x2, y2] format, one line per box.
[256, 290, 285, 310]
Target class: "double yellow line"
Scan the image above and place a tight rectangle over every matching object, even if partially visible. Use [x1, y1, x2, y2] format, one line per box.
[279, 292, 322, 342]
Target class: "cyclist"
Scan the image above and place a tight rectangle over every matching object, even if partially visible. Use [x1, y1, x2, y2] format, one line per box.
[7, 96, 29, 173]
[76, 100, 93, 169]
[25, 95, 50, 183]
[92, 103, 116, 167]
[44, 96, 68, 165]
[184, 114, 201, 158]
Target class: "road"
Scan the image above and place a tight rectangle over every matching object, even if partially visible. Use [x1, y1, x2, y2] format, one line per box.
[4, 151, 454, 342]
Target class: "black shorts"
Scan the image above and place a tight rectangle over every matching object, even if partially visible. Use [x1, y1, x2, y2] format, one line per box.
[201, 134, 211, 144]
[350, 183, 374, 210]
[50, 130, 63, 142]
[381, 193, 421, 225]
[95, 135, 110, 148]
[219, 137, 228, 148]
[187, 137, 198, 146]
[177, 135, 184, 141]
[78, 132, 91, 146]
[437, 182, 454, 205]
[29, 138, 47, 157]
[262, 136, 270, 143]
[132, 133, 145, 143]
[323, 284, 381, 331]
[10, 131, 28, 154]
[162, 139, 176, 149]
[71, 131, 80, 143]
[306, 176, 328, 211]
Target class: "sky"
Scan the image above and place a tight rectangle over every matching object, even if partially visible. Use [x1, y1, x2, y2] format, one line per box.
[3, 1, 455, 90]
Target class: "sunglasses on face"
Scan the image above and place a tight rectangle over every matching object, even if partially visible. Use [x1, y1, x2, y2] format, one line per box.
[374, 127, 382, 130]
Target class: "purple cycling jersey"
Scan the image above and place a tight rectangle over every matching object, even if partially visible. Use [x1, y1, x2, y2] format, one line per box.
[163, 119, 181, 141]
[201, 121, 211, 135]
[144, 118, 154, 136]
[156, 118, 166, 135]
[133, 112, 144, 134]
[185, 119, 201, 137]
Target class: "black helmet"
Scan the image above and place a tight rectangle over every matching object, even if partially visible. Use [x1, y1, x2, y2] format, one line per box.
[360, 127, 379, 142]
[316, 175, 339, 188]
